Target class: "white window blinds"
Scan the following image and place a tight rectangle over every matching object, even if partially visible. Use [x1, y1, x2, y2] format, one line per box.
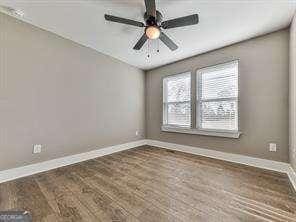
[197, 61, 239, 131]
[163, 73, 191, 127]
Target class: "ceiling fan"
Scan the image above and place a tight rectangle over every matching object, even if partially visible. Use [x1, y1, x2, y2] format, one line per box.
[104, 0, 199, 51]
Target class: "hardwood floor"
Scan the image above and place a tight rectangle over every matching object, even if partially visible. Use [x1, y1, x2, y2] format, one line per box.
[0, 145, 295, 222]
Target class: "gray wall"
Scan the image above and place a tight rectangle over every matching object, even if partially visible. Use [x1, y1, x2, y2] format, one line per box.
[290, 15, 296, 170]
[146, 29, 289, 162]
[0, 13, 145, 171]
[0, 10, 291, 172]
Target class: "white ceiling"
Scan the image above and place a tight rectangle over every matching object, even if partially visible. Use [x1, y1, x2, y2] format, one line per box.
[1, 0, 296, 70]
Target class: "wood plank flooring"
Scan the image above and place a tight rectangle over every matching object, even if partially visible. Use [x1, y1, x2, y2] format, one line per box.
[0, 145, 295, 222]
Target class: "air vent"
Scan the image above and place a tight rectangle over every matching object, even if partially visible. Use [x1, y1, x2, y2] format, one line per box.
[0, 5, 24, 17]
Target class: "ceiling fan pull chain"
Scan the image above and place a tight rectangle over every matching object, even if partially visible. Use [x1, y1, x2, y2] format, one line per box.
[147, 39, 150, 58]
[147, 40, 149, 58]
[157, 39, 160, 53]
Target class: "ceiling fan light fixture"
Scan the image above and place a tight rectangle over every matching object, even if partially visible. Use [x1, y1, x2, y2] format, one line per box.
[104, 0, 199, 51]
[145, 26, 160, 39]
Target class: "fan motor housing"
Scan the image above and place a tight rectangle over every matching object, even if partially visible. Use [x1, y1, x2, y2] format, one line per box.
[144, 10, 163, 26]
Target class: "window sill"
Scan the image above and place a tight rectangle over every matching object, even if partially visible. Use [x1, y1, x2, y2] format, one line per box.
[161, 126, 242, 138]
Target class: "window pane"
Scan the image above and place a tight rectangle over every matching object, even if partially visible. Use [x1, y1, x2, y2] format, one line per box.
[200, 63, 238, 100]
[197, 61, 239, 132]
[167, 102, 191, 126]
[163, 73, 191, 127]
[164, 74, 191, 103]
[200, 100, 238, 131]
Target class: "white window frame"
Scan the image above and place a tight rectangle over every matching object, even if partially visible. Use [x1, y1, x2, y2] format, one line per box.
[161, 60, 241, 139]
[162, 72, 191, 128]
[196, 60, 239, 134]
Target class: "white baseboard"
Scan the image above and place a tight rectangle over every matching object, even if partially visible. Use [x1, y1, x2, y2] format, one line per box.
[0, 138, 295, 192]
[287, 166, 296, 191]
[0, 139, 148, 183]
[146, 139, 296, 191]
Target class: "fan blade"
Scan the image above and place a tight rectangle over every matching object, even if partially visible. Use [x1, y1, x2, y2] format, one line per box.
[161, 14, 199, 29]
[133, 33, 148, 50]
[144, 0, 156, 17]
[105, 14, 144, 27]
[159, 32, 178, 51]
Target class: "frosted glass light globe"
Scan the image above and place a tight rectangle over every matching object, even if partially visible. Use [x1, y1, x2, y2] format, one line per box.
[145, 26, 160, 39]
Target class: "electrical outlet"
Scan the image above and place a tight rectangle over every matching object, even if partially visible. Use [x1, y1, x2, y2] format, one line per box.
[33, 144, 42, 154]
[135, 131, 139, 136]
[269, 143, 277, 152]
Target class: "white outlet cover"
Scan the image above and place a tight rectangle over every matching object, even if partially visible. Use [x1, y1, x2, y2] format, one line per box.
[269, 143, 277, 152]
[33, 144, 42, 154]
[135, 131, 139, 136]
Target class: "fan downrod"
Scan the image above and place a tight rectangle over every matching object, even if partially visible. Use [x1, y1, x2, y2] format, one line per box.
[144, 10, 163, 26]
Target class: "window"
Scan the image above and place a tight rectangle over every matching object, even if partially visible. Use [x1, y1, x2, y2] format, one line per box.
[163, 73, 191, 127]
[197, 61, 238, 132]
[162, 60, 240, 138]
